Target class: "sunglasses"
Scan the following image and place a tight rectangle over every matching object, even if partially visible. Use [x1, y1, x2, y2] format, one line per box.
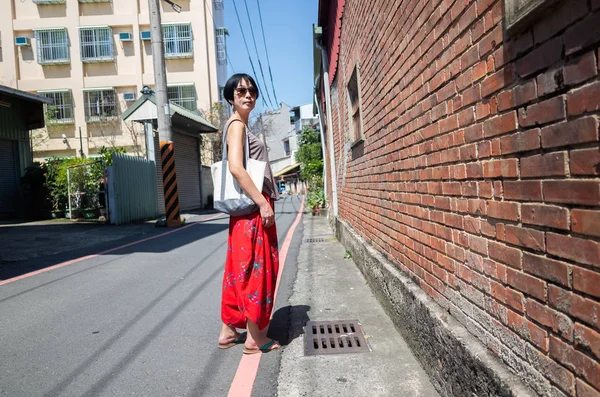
[235, 87, 258, 98]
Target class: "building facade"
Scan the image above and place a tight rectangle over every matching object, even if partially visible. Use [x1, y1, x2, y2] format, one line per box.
[316, 0, 600, 395]
[0, 0, 222, 161]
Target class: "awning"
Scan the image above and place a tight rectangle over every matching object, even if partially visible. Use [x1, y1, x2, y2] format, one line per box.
[121, 91, 218, 134]
[273, 163, 300, 178]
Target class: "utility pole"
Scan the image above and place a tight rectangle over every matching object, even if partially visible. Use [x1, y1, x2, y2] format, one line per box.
[148, 0, 181, 227]
[148, 0, 171, 142]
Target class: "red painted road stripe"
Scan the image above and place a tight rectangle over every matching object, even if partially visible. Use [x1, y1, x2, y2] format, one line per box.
[0, 213, 226, 287]
[228, 196, 305, 397]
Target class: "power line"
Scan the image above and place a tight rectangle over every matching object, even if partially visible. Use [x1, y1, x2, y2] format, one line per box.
[231, 0, 269, 109]
[242, 0, 275, 109]
[255, 0, 279, 106]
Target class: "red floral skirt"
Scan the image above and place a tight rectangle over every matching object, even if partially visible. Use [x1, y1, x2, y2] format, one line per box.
[221, 195, 279, 330]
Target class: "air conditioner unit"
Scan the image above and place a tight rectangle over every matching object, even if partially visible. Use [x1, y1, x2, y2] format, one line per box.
[119, 32, 133, 42]
[140, 31, 151, 41]
[15, 37, 31, 47]
[123, 92, 136, 102]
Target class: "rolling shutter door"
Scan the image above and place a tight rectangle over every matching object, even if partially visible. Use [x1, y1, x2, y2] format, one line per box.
[173, 133, 201, 211]
[0, 140, 18, 214]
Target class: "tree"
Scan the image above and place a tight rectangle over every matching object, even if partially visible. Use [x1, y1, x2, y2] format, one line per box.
[296, 126, 323, 182]
[199, 101, 229, 165]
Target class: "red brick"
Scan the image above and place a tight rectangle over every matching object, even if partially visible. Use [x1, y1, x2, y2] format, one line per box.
[564, 11, 600, 56]
[533, 0, 588, 44]
[490, 240, 522, 269]
[526, 299, 573, 341]
[466, 162, 483, 179]
[479, 24, 503, 57]
[507, 310, 548, 351]
[523, 252, 570, 287]
[497, 90, 514, 111]
[493, 180, 503, 198]
[468, 198, 486, 215]
[544, 180, 600, 206]
[520, 152, 568, 177]
[483, 111, 518, 138]
[574, 323, 600, 361]
[460, 144, 477, 161]
[506, 287, 525, 312]
[504, 32, 534, 62]
[483, 159, 519, 178]
[564, 51, 598, 86]
[576, 379, 600, 397]
[468, 234, 488, 255]
[463, 84, 482, 107]
[481, 67, 515, 98]
[516, 36, 563, 78]
[526, 344, 576, 395]
[461, 45, 480, 71]
[473, 61, 487, 81]
[536, 68, 563, 96]
[503, 181, 542, 202]
[549, 336, 600, 390]
[475, 101, 491, 120]
[549, 285, 600, 329]
[500, 129, 540, 154]
[572, 209, 600, 238]
[487, 200, 519, 221]
[541, 116, 599, 148]
[464, 123, 483, 142]
[573, 266, 600, 299]
[570, 148, 600, 176]
[478, 181, 493, 198]
[567, 81, 600, 116]
[458, 107, 475, 128]
[547, 232, 600, 267]
[514, 80, 537, 107]
[478, 141, 491, 158]
[507, 267, 546, 301]
[522, 204, 569, 230]
[519, 96, 566, 128]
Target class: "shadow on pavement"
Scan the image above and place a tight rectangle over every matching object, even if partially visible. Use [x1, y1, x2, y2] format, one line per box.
[269, 305, 311, 346]
[0, 218, 229, 282]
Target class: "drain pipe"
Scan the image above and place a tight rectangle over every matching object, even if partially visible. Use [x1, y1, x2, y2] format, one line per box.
[315, 35, 339, 218]
[314, 89, 328, 200]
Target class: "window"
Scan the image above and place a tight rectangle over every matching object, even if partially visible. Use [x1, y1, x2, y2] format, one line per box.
[213, 0, 224, 10]
[34, 28, 70, 65]
[347, 62, 364, 146]
[168, 84, 196, 111]
[163, 23, 193, 59]
[39, 90, 74, 124]
[84, 89, 117, 122]
[215, 27, 227, 65]
[283, 139, 290, 156]
[505, 0, 557, 35]
[79, 26, 113, 62]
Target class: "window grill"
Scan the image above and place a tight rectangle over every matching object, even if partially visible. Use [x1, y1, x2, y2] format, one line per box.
[35, 28, 70, 65]
[168, 84, 196, 111]
[79, 26, 113, 62]
[213, 0, 224, 10]
[84, 89, 117, 122]
[163, 23, 193, 59]
[216, 27, 227, 65]
[39, 90, 74, 124]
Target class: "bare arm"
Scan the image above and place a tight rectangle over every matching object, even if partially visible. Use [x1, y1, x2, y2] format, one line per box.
[227, 120, 274, 227]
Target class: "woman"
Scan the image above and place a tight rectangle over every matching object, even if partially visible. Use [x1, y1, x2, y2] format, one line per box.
[217, 74, 281, 354]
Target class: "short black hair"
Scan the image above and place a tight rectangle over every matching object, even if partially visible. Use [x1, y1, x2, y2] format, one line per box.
[223, 73, 260, 104]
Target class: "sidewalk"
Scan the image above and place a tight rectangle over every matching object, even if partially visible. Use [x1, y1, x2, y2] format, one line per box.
[277, 214, 440, 397]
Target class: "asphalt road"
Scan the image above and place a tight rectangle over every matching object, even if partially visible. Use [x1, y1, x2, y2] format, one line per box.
[0, 195, 305, 397]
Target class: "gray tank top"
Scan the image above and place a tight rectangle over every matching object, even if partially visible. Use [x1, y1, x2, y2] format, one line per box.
[225, 119, 279, 201]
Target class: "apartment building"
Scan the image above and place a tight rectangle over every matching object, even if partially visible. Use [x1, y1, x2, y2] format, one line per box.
[0, 0, 225, 160]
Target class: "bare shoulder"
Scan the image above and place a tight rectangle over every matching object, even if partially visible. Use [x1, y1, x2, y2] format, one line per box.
[226, 119, 246, 147]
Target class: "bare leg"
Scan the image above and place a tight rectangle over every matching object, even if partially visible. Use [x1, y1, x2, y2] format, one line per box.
[245, 318, 279, 350]
[218, 323, 243, 345]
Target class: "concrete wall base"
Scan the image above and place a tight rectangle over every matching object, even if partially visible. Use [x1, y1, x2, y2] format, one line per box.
[335, 218, 536, 397]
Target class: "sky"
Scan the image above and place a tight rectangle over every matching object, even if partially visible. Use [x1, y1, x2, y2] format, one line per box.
[223, 0, 319, 114]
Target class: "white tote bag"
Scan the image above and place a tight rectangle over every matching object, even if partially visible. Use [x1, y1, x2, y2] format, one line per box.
[211, 120, 266, 216]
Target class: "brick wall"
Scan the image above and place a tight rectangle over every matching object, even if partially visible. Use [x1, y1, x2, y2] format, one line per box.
[325, 0, 600, 395]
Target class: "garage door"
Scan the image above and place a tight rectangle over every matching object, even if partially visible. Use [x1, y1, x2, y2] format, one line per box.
[0, 140, 18, 215]
[173, 134, 201, 211]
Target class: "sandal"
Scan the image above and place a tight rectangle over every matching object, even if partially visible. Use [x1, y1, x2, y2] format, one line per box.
[218, 332, 247, 349]
[242, 340, 281, 355]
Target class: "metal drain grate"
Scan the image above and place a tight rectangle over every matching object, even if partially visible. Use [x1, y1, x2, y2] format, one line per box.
[304, 320, 371, 355]
[304, 238, 327, 243]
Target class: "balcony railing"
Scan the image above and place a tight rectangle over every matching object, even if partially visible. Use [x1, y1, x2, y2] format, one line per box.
[33, 0, 66, 4]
